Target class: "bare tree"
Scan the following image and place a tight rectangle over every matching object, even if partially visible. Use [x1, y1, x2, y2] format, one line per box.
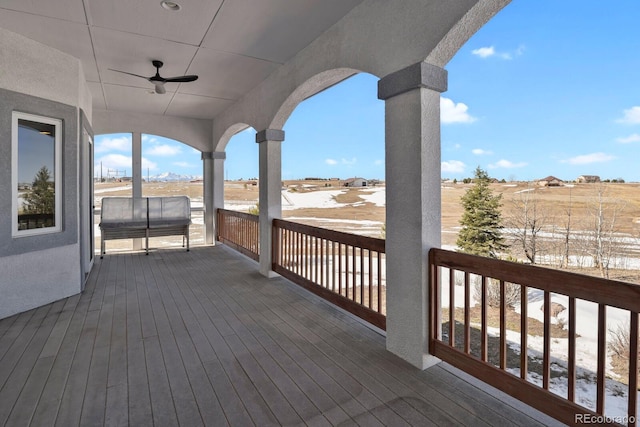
[560, 186, 573, 268]
[506, 184, 548, 264]
[586, 184, 625, 278]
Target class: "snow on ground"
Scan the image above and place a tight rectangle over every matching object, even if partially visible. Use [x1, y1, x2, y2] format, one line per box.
[224, 201, 257, 211]
[281, 189, 348, 210]
[94, 186, 131, 194]
[359, 187, 385, 207]
[514, 188, 535, 194]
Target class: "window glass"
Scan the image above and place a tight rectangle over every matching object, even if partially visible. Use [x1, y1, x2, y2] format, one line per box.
[13, 112, 62, 236]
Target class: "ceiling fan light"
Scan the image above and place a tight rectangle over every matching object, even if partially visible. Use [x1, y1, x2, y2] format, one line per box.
[160, 1, 181, 11]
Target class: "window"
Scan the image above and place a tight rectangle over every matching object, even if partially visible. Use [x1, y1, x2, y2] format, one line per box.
[12, 112, 62, 237]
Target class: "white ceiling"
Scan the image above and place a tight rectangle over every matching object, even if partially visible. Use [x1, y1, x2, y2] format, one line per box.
[0, 0, 364, 120]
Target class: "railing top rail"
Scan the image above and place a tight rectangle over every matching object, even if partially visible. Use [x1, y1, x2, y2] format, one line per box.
[273, 218, 385, 253]
[430, 248, 640, 313]
[217, 208, 259, 222]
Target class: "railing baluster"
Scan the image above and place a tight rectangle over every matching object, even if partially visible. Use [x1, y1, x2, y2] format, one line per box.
[338, 243, 343, 296]
[449, 268, 455, 347]
[321, 238, 325, 289]
[543, 291, 551, 390]
[352, 245, 357, 302]
[368, 250, 373, 312]
[378, 252, 382, 314]
[521, 284, 528, 380]
[629, 311, 638, 426]
[303, 233, 308, 280]
[434, 265, 441, 341]
[464, 271, 470, 354]
[568, 296, 576, 402]
[314, 235, 318, 284]
[481, 276, 488, 362]
[597, 304, 606, 415]
[500, 280, 506, 370]
[360, 247, 365, 305]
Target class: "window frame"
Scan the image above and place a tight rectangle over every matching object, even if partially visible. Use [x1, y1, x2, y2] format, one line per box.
[11, 111, 63, 237]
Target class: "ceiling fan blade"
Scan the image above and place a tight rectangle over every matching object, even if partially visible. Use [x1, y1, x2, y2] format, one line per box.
[109, 69, 150, 80]
[154, 83, 166, 94]
[163, 75, 199, 83]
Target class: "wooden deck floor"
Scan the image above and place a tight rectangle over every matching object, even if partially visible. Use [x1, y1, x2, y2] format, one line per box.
[0, 245, 565, 426]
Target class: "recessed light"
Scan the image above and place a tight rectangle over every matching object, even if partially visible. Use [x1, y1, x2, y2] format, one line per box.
[160, 1, 181, 11]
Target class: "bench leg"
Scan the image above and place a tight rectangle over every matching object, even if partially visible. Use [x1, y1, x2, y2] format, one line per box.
[145, 229, 149, 255]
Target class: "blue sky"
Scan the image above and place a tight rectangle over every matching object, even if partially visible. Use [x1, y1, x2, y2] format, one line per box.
[95, 0, 640, 182]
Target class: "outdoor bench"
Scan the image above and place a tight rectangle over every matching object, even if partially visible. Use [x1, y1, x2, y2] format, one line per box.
[99, 196, 191, 258]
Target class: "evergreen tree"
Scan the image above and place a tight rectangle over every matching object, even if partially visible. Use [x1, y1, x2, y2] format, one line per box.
[456, 167, 506, 258]
[23, 166, 55, 215]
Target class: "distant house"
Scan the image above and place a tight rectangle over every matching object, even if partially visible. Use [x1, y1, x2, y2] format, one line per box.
[343, 177, 368, 187]
[577, 175, 600, 183]
[536, 176, 563, 187]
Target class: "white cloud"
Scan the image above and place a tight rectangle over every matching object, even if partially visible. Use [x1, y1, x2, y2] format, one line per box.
[472, 46, 495, 58]
[141, 135, 159, 144]
[488, 159, 527, 169]
[441, 97, 476, 124]
[564, 152, 615, 165]
[472, 148, 492, 155]
[617, 106, 640, 124]
[325, 158, 338, 165]
[442, 160, 465, 173]
[472, 45, 524, 60]
[617, 133, 640, 143]
[95, 136, 131, 153]
[141, 157, 157, 171]
[145, 144, 182, 156]
[373, 159, 383, 166]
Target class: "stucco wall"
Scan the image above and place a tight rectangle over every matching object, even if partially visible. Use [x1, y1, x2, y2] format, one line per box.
[93, 110, 212, 152]
[0, 245, 81, 319]
[0, 28, 88, 319]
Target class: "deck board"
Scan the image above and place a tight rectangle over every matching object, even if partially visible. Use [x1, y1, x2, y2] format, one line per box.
[0, 245, 564, 426]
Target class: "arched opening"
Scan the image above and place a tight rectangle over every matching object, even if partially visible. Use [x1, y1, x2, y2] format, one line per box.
[279, 72, 385, 237]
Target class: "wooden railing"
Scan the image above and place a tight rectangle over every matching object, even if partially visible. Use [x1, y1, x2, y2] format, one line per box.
[216, 209, 259, 261]
[272, 219, 386, 330]
[430, 248, 640, 426]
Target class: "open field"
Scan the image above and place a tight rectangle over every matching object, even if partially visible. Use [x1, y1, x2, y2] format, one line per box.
[93, 179, 640, 281]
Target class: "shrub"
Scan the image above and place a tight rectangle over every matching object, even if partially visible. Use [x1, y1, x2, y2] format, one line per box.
[473, 278, 521, 308]
[247, 203, 259, 215]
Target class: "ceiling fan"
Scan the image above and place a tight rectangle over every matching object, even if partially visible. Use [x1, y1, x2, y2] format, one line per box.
[109, 60, 198, 94]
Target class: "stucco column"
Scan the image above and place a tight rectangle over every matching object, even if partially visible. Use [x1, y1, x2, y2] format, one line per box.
[378, 61, 447, 369]
[202, 151, 225, 245]
[132, 132, 143, 250]
[256, 129, 284, 277]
